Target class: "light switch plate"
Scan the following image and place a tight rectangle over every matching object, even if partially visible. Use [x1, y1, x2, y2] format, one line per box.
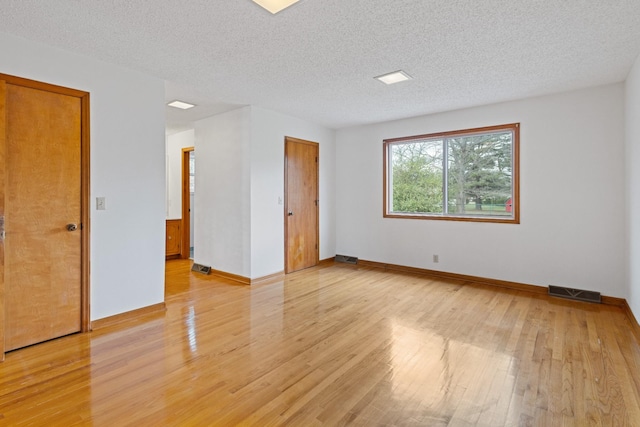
[96, 197, 106, 210]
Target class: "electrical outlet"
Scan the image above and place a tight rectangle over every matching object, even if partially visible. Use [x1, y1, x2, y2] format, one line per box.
[433, 254, 439, 263]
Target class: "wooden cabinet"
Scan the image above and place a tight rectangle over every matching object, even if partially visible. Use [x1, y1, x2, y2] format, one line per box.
[166, 219, 182, 259]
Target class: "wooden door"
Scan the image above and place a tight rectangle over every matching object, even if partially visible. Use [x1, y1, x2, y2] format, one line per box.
[181, 147, 194, 259]
[166, 219, 181, 258]
[284, 137, 319, 273]
[0, 75, 89, 357]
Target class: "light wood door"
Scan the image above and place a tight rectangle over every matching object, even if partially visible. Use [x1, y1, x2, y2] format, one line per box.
[1, 76, 89, 355]
[166, 219, 181, 258]
[284, 137, 319, 273]
[181, 147, 194, 260]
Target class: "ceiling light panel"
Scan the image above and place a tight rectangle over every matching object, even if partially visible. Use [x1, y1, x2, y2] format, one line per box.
[375, 70, 413, 85]
[167, 100, 196, 110]
[252, 0, 299, 14]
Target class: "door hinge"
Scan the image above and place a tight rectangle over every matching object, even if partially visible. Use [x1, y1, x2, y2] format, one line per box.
[315, 157, 318, 163]
[315, 200, 318, 206]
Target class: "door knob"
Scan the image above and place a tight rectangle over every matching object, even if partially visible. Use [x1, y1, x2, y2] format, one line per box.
[67, 223, 78, 231]
[288, 211, 294, 216]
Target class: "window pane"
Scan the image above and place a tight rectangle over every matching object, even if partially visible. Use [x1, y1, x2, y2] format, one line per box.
[390, 140, 443, 214]
[189, 151, 195, 193]
[446, 131, 512, 216]
[384, 123, 518, 223]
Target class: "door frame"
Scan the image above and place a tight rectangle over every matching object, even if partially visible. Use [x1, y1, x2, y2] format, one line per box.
[284, 136, 319, 274]
[181, 147, 194, 259]
[0, 73, 90, 360]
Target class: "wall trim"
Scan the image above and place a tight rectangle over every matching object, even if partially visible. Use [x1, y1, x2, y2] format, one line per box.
[357, 259, 635, 310]
[358, 259, 547, 295]
[211, 258, 337, 286]
[210, 269, 286, 285]
[91, 302, 166, 330]
[250, 271, 285, 284]
[623, 300, 640, 342]
[210, 268, 251, 285]
[600, 295, 627, 307]
[318, 257, 336, 267]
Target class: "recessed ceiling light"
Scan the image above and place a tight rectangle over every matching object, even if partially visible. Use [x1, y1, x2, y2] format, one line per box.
[167, 100, 196, 110]
[252, 0, 299, 14]
[375, 70, 413, 85]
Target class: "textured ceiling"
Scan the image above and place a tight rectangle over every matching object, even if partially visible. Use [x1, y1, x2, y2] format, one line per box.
[2, 0, 640, 130]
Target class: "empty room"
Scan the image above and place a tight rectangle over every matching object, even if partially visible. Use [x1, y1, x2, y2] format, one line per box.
[1, 1, 640, 425]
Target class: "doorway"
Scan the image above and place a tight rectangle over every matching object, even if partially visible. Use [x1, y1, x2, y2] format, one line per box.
[181, 147, 194, 259]
[0, 74, 90, 360]
[284, 137, 319, 273]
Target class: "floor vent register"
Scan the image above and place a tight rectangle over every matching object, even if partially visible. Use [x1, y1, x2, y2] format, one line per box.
[548, 285, 601, 303]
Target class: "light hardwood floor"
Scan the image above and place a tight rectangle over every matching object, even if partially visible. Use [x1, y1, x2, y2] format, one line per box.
[1, 260, 640, 426]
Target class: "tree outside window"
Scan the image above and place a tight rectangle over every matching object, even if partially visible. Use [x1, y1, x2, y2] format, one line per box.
[384, 123, 519, 223]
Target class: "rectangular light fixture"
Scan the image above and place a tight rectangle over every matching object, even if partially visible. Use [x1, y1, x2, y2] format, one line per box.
[252, 0, 299, 14]
[167, 100, 196, 110]
[375, 70, 413, 85]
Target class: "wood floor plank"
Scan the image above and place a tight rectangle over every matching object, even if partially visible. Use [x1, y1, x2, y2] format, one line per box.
[0, 259, 639, 425]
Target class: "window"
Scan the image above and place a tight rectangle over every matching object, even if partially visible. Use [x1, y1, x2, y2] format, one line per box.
[189, 151, 195, 193]
[384, 123, 519, 223]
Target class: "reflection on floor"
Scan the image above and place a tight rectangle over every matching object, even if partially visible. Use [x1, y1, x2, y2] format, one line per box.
[1, 259, 639, 425]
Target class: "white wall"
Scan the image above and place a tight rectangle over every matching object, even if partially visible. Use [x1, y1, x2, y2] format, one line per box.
[336, 84, 626, 297]
[250, 106, 336, 278]
[193, 106, 336, 279]
[194, 107, 252, 277]
[0, 32, 166, 320]
[626, 54, 640, 319]
[166, 129, 195, 219]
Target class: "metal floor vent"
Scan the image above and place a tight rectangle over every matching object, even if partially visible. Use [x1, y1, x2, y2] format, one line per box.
[335, 254, 358, 264]
[191, 263, 211, 275]
[548, 285, 601, 303]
